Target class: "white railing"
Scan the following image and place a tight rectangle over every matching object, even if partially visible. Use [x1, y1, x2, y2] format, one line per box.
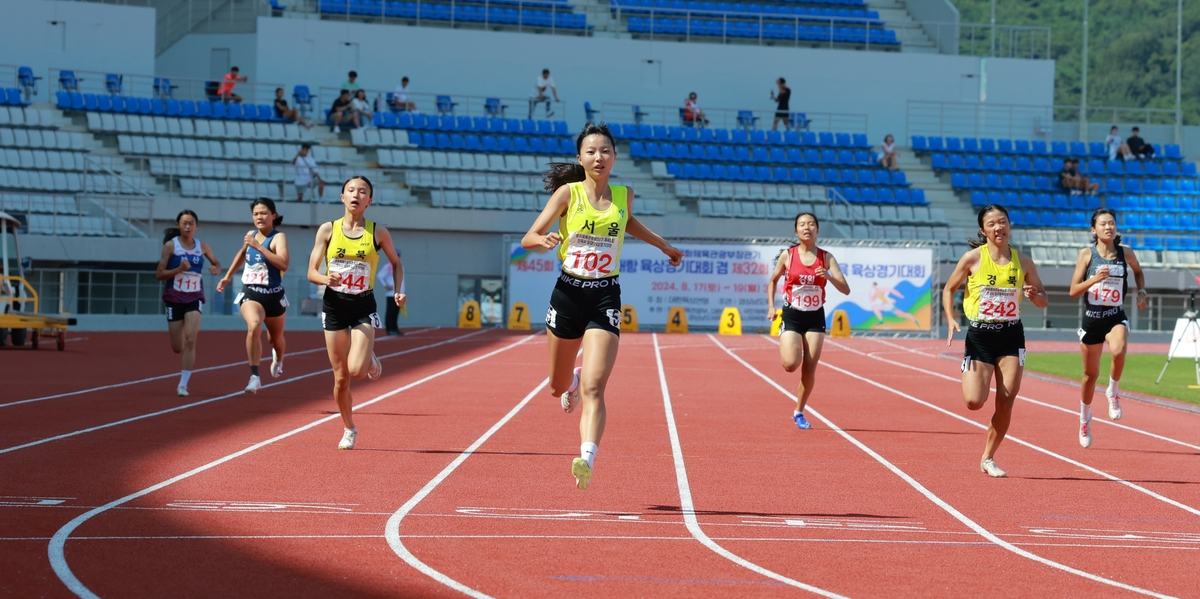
[600, 102, 868, 134]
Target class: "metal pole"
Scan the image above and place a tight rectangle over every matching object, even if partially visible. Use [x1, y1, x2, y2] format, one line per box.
[1080, 0, 1089, 142]
[990, 0, 996, 57]
[1176, 0, 1183, 144]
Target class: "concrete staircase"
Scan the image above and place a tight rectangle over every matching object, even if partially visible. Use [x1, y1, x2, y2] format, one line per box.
[868, 0, 940, 54]
[896, 147, 976, 229]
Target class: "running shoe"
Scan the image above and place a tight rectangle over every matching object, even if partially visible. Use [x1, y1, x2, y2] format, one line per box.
[571, 457, 592, 490]
[367, 354, 382, 380]
[176, 385, 188, 397]
[980, 458, 1007, 478]
[1079, 421, 1092, 448]
[793, 413, 812, 430]
[244, 375, 261, 394]
[270, 349, 283, 378]
[1106, 393, 1123, 420]
[561, 367, 582, 413]
[338, 428, 357, 450]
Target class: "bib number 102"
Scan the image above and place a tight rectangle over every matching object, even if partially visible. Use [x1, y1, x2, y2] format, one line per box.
[570, 251, 612, 274]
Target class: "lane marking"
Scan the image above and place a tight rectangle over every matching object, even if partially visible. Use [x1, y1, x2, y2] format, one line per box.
[47, 331, 540, 599]
[1, 329, 487, 455]
[0, 327, 438, 409]
[384, 377, 549, 599]
[713, 334, 1177, 599]
[653, 333, 848, 598]
[862, 338, 1200, 445]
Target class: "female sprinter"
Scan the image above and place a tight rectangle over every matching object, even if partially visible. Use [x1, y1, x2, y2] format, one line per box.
[1068, 208, 1146, 447]
[766, 212, 850, 430]
[943, 204, 1048, 477]
[521, 123, 684, 490]
[154, 210, 222, 397]
[217, 198, 290, 394]
[307, 176, 406, 450]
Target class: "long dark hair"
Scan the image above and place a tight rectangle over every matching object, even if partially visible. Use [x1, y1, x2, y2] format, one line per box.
[163, 209, 198, 244]
[543, 123, 617, 192]
[967, 204, 1010, 249]
[341, 175, 374, 197]
[1090, 207, 1121, 245]
[251, 197, 283, 228]
[789, 212, 819, 247]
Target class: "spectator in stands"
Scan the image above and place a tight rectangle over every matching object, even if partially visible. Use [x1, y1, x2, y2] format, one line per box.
[351, 89, 374, 127]
[329, 89, 357, 133]
[1104, 126, 1125, 161]
[391, 76, 416, 112]
[877, 134, 898, 170]
[1060, 158, 1099, 196]
[293, 144, 324, 202]
[219, 67, 247, 104]
[770, 78, 791, 131]
[273, 87, 313, 129]
[1126, 126, 1154, 159]
[534, 69, 559, 118]
[342, 71, 361, 93]
[684, 92, 708, 127]
[377, 260, 405, 336]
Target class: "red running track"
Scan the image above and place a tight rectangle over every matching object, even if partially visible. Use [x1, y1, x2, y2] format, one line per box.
[2, 332, 1197, 598]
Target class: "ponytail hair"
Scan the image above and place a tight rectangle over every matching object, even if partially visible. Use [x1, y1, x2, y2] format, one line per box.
[251, 197, 283, 228]
[543, 122, 617, 192]
[1089, 208, 1121, 245]
[163, 209, 199, 244]
[967, 204, 1010, 249]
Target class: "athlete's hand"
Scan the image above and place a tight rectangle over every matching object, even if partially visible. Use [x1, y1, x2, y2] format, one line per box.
[216, 277, 231, 293]
[1093, 265, 1109, 283]
[326, 271, 343, 288]
[663, 245, 685, 267]
[394, 293, 407, 308]
[244, 230, 261, 250]
[814, 266, 830, 279]
[769, 307, 780, 323]
[174, 262, 193, 275]
[1023, 284, 1039, 301]
[540, 232, 562, 250]
[1137, 290, 1148, 310]
[208, 264, 221, 275]
[946, 319, 961, 346]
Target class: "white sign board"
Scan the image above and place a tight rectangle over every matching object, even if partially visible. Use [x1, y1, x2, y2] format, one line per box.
[1166, 317, 1200, 359]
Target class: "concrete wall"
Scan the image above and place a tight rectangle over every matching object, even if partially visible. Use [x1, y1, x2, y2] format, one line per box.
[155, 33, 260, 88]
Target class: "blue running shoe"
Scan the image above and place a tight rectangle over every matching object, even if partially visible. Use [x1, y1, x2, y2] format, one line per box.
[793, 413, 811, 429]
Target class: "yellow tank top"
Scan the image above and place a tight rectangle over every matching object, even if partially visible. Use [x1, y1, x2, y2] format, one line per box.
[557, 182, 628, 279]
[964, 246, 1024, 322]
[324, 218, 378, 295]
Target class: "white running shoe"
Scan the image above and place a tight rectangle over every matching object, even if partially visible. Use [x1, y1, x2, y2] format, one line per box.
[333, 126, 341, 133]
[1106, 393, 1123, 420]
[270, 350, 283, 378]
[1079, 421, 1093, 448]
[561, 366, 582, 413]
[338, 428, 357, 450]
[367, 354, 382, 380]
[244, 375, 261, 394]
[571, 457, 592, 490]
[980, 458, 1007, 478]
[176, 385, 188, 397]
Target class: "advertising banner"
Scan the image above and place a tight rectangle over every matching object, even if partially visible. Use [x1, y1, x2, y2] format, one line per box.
[508, 242, 933, 331]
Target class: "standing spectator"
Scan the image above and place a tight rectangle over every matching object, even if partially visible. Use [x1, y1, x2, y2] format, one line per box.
[533, 68, 559, 118]
[329, 89, 357, 133]
[293, 144, 325, 202]
[351, 89, 374, 127]
[683, 92, 708, 127]
[770, 78, 791, 131]
[273, 87, 313, 128]
[376, 260, 405, 336]
[878, 134, 898, 170]
[342, 71, 361, 93]
[1126, 126, 1154, 159]
[392, 76, 416, 112]
[219, 66, 247, 103]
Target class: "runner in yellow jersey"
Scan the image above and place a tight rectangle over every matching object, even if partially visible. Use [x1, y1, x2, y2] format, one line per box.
[521, 123, 684, 490]
[307, 176, 406, 450]
[943, 204, 1048, 477]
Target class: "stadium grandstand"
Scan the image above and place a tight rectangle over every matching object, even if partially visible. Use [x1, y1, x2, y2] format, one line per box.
[0, 0, 1195, 335]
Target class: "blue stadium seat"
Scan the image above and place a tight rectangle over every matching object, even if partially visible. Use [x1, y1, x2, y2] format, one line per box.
[1088, 142, 1105, 157]
[1000, 174, 1017, 189]
[911, 136, 928, 152]
[945, 137, 961, 152]
[984, 174, 1001, 188]
[789, 167, 806, 183]
[1031, 141, 1048, 156]
[1069, 142, 1086, 156]
[951, 173, 968, 188]
[965, 155, 982, 170]
[982, 156, 999, 170]
[999, 157, 1015, 171]
[980, 139, 996, 153]
[986, 190, 1003, 206]
[998, 139, 1014, 154]
[968, 173, 985, 188]
[1051, 141, 1068, 156]
[1014, 140, 1031, 155]
[1003, 191, 1019, 207]
[860, 187, 877, 203]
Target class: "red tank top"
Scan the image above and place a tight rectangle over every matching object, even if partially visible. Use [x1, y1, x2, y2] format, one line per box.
[783, 246, 827, 311]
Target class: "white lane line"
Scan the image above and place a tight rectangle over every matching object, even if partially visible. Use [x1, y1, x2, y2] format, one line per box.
[47, 331, 540, 599]
[653, 333, 849, 598]
[0, 329, 484, 455]
[0, 327, 439, 409]
[713, 335, 1177, 599]
[384, 377, 549, 599]
[857, 338, 1200, 451]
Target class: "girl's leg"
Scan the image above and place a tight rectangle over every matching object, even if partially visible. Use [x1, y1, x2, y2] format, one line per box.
[961, 358, 993, 411]
[778, 330, 804, 373]
[264, 313, 287, 368]
[578, 328, 619, 446]
[1079, 341, 1104, 406]
[547, 332, 584, 397]
[1104, 323, 1128, 418]
[168, 320, 185, 354]
[324, 328, 355, 430]
[984, 355, 1023, 462]
[240, 300, 266, 371]
[181, 311, 201, 371]
[797, 331, 825, 412]
[346, 322, 375, 380]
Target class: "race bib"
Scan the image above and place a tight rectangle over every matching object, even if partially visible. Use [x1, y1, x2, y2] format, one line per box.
[242, 262, 269, 286]
[789, 285, 823, 312]
[328, 258, 371, 295]
[173, 271, 202, 293]
[1088, 278, 1123, 307]
[563, 233, 618, 279]
[977, 286, 1020, 322]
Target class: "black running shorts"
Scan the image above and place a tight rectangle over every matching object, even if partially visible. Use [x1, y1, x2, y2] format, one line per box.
[962, 320, 1025, 370]
[237, 286, 289, 319]
[322, 288, 381, 331]
[164, 300, 203, 322]
[545, 272, 621, 340]
[780, 306, 827, 335]
[1078, 308, 1128, 346]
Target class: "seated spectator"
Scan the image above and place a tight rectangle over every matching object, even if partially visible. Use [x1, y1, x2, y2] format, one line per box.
[293, 144, 325, 202]
[770, 78, 791, 131]
[1105, 126, 1130, 161]
[219, 66, 247, 104]
[342, 71, 361, 93]
[273, 87, 313, 129]
[329, 89, 357, 133]
[1061, 158, 1099, 196]
[683, 92, 708, 127]
[1126, 126, 1154, 159]
[533, 68, 559, 118]
[877, 134, 898, 170]
[392, 76, 416, 112]
[351, 89, 374, 126]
